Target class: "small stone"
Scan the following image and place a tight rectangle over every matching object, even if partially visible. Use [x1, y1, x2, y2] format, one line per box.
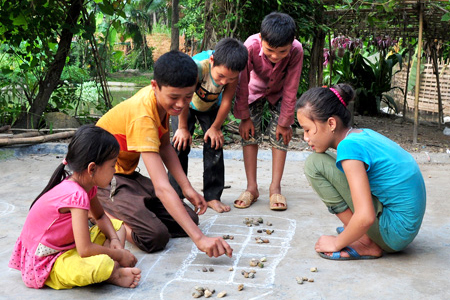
[257, 217, 263, 223]
[262, 239, 270, 243]
[257, 229, 262, 233]
[295, 276, 303, 284]
[229, 235, 234, 240]
[202, 267, 208, 272]
[266, 229, 274, 235]
[249, 269, 256, 273]
[310, 267, 318, 272]
[223, 234, 229, 239]
[195, 286, 205, 292]
[266, 221, 272, 226]
[204, 289, 213, 298]
[243, 271, 249, 278]
[192, 291, 203, 298]
[253, 221, 260, 226]
[249, 272, 255, 278]
[247, 223, 252, 227]
[260, 257, 267, 262]
[428, 175, 432, 178]
[250, 259, 259, 267]
[308, 278, 314, 282]
[257, 262, 264, 268]
[302, 277, 308, 281]
[228, 267, 234, 271]
[237, 284, 244, 291]
[217, 291, 227, 298]
[209, 267, 214, 272]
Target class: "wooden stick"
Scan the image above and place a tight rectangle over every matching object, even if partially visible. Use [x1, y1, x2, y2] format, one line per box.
[0, 131, 75, 147]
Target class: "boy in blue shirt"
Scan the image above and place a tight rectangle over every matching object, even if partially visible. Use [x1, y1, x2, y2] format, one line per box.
[168, 38, 248, 213]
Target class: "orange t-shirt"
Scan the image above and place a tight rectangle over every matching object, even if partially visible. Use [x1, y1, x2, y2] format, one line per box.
[97, 85, 169, 175]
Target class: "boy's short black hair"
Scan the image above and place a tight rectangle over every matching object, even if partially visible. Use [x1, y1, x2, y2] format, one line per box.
[154, 50, 197, 88]
[260, 12, 296, 48]
[212, 38, 248, 72]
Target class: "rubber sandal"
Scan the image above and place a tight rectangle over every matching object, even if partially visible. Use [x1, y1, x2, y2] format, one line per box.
[318, 246, 382, 260]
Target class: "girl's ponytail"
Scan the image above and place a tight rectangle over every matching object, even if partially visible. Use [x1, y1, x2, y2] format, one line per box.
[30, 163, 69, 209]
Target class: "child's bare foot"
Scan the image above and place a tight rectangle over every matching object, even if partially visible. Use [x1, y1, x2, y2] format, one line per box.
[207, 200, 231, 213]
[107, 266, 141, 288]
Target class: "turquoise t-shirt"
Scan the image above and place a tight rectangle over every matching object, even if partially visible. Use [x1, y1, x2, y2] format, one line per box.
[336, 129, 426, 251]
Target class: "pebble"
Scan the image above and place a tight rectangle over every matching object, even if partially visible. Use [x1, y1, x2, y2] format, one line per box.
[295, 276, 303, 284]
[228, 267, 234, 271]
[204, 289, 212, 298]
[237, 284, 244, 291]
[209, 267, 214, 272]
[217, 291, 227, 298]
[310, 267, 318, 272]
[308, 278, 314, 282]
[202, 267, 207, 272]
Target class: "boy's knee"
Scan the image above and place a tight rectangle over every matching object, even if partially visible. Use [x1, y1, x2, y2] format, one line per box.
[132, 227, 170, 253]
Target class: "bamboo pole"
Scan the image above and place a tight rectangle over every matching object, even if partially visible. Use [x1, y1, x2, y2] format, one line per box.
[0, 131, 75, 147]
[413, 3, 423, 144]
[402, 47, 412, 121]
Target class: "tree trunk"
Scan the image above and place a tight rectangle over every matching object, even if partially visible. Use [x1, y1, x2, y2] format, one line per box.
[170, 0, 180, 51]
[308, 29, 325, 88]
[14, 0, 83, 129]
[200, 0, 214, 51]
[308, 3, 325, 88]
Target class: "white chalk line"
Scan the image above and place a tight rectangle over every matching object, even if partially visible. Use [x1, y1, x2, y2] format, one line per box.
[158, 214, 296, 299]
[159, 215, 217, 300]
[0, 201, 15, 217]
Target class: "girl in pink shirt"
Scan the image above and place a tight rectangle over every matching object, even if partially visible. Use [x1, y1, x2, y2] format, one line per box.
[9, 125, 141, 289]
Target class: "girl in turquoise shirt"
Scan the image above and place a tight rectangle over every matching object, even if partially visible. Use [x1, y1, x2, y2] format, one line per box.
[296, 83, 426, 260]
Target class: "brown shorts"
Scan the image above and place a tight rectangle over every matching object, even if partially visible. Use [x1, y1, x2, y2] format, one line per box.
[97, 172, 198, 253]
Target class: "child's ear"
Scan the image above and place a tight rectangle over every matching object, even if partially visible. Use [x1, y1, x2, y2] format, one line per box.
[327, 117, 337, 132]
[87, 162, 96, 176]
[151, 79, 158, 91]
[209, 55, 214, 65]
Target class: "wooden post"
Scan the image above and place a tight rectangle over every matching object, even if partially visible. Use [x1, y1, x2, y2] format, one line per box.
[431, 45, 443, 128]
[413, 3, 423, 144]
[402, 46, 412, 121]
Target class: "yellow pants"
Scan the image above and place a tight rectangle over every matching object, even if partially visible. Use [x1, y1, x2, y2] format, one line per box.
[45, 219, 123, 289]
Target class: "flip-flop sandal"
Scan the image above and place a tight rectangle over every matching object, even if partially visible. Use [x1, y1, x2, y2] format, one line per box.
[234, 191, 257, 209]
[318, 246, 382, 260]
[270, 193, 287, 211]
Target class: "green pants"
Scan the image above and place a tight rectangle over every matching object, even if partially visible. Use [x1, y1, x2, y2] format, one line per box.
[304, 152, 395, 253]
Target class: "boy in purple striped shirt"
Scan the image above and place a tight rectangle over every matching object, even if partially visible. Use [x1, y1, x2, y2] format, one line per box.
[233, 12, 303, 211]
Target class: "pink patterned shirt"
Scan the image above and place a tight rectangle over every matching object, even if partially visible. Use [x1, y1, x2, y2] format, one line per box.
[234, 33, 304, 127]
[9, 180, 96, 288]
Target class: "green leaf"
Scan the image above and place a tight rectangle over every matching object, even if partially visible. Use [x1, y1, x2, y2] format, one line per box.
[441, 13, 450, 22]
[98, 3, 115, 16]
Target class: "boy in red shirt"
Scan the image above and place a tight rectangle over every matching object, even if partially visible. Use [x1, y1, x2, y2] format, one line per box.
[234, 12, 303, 211]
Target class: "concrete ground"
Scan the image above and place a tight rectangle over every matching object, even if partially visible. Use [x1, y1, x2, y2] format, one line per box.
[1, 143, 450, 300]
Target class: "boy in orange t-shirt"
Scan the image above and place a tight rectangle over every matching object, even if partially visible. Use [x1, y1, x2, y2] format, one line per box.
[96, 51, 232, 257]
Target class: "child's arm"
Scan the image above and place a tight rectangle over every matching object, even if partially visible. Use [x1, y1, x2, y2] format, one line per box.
[204, 81, 236, 149]
[314, 159, 376, 253]
[172, 106, 192, 151]
[70, 207, 137, 267]
[89, 195, 122, 249]
[141, 141, 233, 258]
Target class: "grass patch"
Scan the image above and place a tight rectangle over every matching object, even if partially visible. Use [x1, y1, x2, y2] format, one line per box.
[0, 149, 15, 161]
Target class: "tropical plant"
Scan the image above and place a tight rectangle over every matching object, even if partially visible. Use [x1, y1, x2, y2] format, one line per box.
[351, 51, 404, 115]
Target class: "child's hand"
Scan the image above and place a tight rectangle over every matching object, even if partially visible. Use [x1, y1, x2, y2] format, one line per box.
[314, 235, 340, 253]
[196, 235, 233, 258]
[204, 127, 224, 150]
[238, 118, 255, 140]
[117, 248, 138, 267]
[184, 188, 207, 215]
[276, 125, 293, 145]
[172, 128, 192, 151]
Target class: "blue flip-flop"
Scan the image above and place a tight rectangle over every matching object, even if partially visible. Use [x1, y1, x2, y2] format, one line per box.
[336, 226, 344, 234]
[318, 246, 382, 260]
